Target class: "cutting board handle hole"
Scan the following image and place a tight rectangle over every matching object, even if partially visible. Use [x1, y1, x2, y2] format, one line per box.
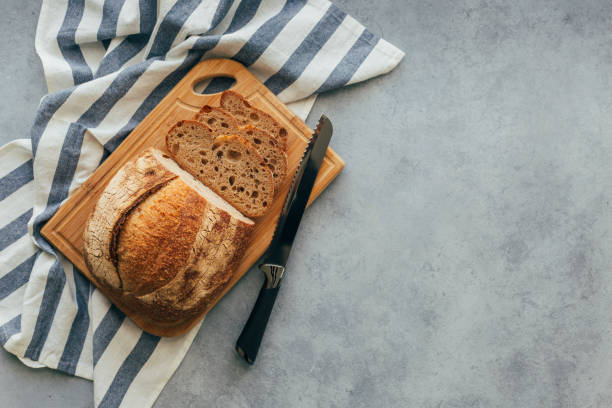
[193, 76, 236, 95]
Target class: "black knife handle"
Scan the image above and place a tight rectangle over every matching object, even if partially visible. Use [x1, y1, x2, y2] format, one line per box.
[235, 283, 280, 364]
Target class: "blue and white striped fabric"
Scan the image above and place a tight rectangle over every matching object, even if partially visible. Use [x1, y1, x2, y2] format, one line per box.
[0, 0, 403, 406]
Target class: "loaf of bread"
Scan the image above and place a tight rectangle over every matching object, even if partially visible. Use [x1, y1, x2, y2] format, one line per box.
[82, 90, 293, 331]
[166, 120, 275, 218]
[82, 148, 254, 327]
[220, 90, 289, 149]
[194, 105, 288, 190]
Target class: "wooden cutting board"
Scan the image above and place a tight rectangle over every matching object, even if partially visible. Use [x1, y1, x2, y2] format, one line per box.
[41, 58, 344, 337]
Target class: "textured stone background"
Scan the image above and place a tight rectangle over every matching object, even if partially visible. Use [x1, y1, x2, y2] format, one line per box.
[2, 0, 612, 407]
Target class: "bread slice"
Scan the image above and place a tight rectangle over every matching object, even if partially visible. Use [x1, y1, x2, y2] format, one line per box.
[83, 148, 254, 326]
[166, 119, 215, 156]
[194, 105, 239, 133]
[195, 105, 288, 190]
[238, 125, 288, 191]
[166, 120, 274, 217]
[220, 90, 288, 149]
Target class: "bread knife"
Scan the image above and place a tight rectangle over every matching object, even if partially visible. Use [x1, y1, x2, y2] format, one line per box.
[235, 115, 333, 364]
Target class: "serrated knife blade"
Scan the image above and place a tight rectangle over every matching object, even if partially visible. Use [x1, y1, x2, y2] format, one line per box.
[235, 115, 333, 364]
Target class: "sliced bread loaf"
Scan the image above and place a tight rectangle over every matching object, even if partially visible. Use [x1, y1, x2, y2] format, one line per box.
[82, 148, 254, 326]
[195, 105, 288, 190]
[166, 120, 274, 217]
[220, 90, 288, 149]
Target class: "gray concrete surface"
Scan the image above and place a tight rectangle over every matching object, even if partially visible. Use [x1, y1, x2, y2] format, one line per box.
[0, 0, 47, 146]
[3, 0, 612, 407]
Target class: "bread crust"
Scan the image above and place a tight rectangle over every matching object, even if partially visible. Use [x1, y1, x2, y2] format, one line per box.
[82, 148, 254, 326]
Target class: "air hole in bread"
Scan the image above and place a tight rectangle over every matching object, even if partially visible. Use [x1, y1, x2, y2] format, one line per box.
[217, 151, 223, 159]
[177, 133, 184, 138]
[252, 191, 258, 198]
[207, 118, 216, 125]
[201, 158, 208, 165]
[250, 112, 259, 121]
[229, 176, 235, 186]
[221, 122, 229, 128]
[239, 186, 245, 192]
[212, 144, 219, 150]
[201, 106, 212, 113]
[279, 128, 287, 138]
[226, 150, 241, 162]
[221, 186, 227, 191]
[214, 166, 219, 172]
[268, 164, 275, 172]
[199, 150, 206, 155]
[253, 138, 261, 145]
[263, 201, 267, 207]
[246, 130, 253, 135]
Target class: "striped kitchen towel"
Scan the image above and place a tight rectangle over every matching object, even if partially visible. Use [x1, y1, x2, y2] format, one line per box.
[0, 0, 403, 406]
